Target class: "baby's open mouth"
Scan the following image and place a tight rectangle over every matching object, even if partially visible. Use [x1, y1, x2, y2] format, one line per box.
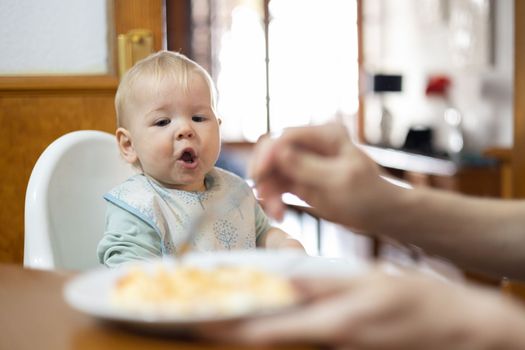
[179, 149, 196, 164]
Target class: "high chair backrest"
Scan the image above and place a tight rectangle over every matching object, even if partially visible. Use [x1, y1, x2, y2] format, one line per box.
[24, 130, 135, 271]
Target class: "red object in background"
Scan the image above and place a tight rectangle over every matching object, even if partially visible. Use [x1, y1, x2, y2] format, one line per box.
[425, 75, 451, 96]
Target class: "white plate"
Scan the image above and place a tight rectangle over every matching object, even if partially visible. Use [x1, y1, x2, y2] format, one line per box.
[63, 250, 368, 330]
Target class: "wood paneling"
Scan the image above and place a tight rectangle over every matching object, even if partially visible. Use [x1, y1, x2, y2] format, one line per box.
[513, 1, 525, 198]
[500, 0, 525, 300]
[484, 147, 513, 198]
[0, 81, 117, 263]
[0, 76, 118, 94]
[166, 0, 192, 56]
[0, 0, 164, 264]
[114, 0, 164, 51]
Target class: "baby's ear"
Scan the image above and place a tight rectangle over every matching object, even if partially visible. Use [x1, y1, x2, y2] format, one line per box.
[116, 128, 138, 164]
[217, 117, 222, 126]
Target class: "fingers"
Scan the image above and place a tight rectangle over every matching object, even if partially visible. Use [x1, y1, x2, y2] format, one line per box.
[198, 271, 498, 350]
[291, 277, 359, 300]
[261, 196, 286, 221]
[248, 122, 351, 181]
[197, 272, 424, 347]
[199, 291, 357, 346]
[255, 173, 290, 220]
[276, 145, 341, 189]
[278, 122, 350, 156]
[252, 137, 344, 207]
[248, 133, 279, 182]
[248, 122, 354, 220]
[195, 277, 360, 345]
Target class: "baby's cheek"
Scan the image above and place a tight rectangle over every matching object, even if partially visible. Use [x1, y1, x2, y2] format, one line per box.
[154, 143, 175, 158]
[143, 146, 174, 168]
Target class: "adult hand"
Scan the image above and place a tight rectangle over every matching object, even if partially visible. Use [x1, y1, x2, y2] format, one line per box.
[199, 269, 525, 349]
[249, 124, 525, 280]
[249, 123, 399, 230]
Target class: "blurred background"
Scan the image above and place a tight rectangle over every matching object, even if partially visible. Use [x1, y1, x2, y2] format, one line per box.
[1, 0, 524, 290]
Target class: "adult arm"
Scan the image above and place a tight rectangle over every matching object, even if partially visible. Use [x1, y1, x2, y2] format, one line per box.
[374, 185, 525, 279]
[249, 123, 525, 279]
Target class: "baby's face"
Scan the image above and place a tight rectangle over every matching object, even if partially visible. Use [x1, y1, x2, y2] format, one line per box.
[124, 73, 220, 191]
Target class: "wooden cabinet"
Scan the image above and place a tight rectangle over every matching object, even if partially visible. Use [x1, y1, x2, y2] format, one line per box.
[401, 166, 501, 197]
[363, 145, 502, 197]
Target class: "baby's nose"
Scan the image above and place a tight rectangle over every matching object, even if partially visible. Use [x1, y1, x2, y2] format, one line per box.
[176, 128, 194, 140]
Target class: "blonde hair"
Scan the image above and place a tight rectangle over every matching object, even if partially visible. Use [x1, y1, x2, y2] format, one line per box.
[115, 51, 217, 127]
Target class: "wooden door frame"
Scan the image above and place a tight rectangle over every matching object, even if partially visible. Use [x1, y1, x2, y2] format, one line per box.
[513, 1, 525, 198]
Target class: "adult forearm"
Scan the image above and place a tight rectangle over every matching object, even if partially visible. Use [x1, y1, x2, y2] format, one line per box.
[365, 185, 525, 279]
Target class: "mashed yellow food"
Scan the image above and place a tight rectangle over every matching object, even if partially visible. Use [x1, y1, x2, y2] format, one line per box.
[112, 265, 298, 318]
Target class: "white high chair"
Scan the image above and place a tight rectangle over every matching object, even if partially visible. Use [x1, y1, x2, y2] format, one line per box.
[24, 130, 135, 271]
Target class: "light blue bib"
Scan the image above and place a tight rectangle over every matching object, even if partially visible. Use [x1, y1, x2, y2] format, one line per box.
[104, 168, 264, 255]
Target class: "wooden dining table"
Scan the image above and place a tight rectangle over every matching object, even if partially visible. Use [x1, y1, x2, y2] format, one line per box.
[0, 264, 313, 350]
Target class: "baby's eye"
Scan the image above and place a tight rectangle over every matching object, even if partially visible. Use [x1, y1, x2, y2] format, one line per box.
[154, 119, 170, 127]
[192, 115, 206, 122]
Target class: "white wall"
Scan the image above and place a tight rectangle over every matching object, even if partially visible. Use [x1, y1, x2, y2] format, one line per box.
[363, 0, 514, 154]
[0, 0, 108, 75]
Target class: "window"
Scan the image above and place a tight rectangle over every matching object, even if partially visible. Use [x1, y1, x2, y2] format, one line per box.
[191, 0, 359, 141]
[0, 0, 108, 75]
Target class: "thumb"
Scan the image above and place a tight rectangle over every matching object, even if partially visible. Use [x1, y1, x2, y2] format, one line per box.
[292, 277, 359, 300]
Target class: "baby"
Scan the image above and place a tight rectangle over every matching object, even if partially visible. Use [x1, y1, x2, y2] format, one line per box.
[97, 51, 304, 267]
